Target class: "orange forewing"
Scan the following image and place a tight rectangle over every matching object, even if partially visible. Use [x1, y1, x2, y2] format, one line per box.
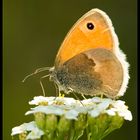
[55, 10, 114, 67]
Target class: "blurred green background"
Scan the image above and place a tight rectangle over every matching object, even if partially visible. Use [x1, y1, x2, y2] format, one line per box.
[3, 0, 137, 140]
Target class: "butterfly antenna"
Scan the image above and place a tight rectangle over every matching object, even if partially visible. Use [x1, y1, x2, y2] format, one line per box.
[22, 67, 52, 82]
[39, 74, 50, 96]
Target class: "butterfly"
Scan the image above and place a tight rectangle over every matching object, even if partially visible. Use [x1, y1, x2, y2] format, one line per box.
[23, 8, 129, 99]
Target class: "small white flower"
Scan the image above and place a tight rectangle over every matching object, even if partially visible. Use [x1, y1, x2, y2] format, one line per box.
[11, 126, 25, 136]
[123, 110, 132, 121]
[55, 97, 78, 106]
[26, 127, 44, 139]
[91, 97, 103, 103]
[74, 106, 88, 113]
[111, 100, 133, 121]
[29, 96, 55, 105]
[25, 105, 64, 116]
[11, 121, 35, 135]
[88, 98, 112, 117]
[105, 109, 116, 116]
[65, 110, 79, 120]
[112, 100, 126, 109]
[96, 98, 112, 110]
[89, 110, 100, 117]
[82, 98, 93, 105]
[11, 121, 44, 137]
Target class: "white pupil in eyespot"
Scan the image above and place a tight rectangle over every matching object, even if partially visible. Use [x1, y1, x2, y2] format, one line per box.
[87, 23, 94, 30]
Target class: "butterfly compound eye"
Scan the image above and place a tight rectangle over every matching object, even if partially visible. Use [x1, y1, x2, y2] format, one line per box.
[87, 22, 94, 30]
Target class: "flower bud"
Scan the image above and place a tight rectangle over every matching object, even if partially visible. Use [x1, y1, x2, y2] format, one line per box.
[34, 112, 45, 130]
[57, 115, 71, 132]
[45, 114, 57, 132]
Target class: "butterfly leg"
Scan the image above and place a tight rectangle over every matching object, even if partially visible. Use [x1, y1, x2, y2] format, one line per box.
[81, 94, 87, 99]
[53, 82, 59, 97]
[39, 74, 50, 96]
[54, 83, 64, 98]
[72, 92, 85, 107]
[100, 92, 104, 99]
[68, 88, 85, 106]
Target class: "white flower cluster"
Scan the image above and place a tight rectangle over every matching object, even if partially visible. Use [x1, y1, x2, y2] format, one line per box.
[11, 96, 132, 139]
[27, 96, 132, 121]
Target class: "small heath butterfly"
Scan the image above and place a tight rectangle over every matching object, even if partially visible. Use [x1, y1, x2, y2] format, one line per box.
[23, 8, 129, 99]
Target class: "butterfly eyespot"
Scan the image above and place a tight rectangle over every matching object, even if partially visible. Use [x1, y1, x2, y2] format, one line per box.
[87, 22, 94, 30]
